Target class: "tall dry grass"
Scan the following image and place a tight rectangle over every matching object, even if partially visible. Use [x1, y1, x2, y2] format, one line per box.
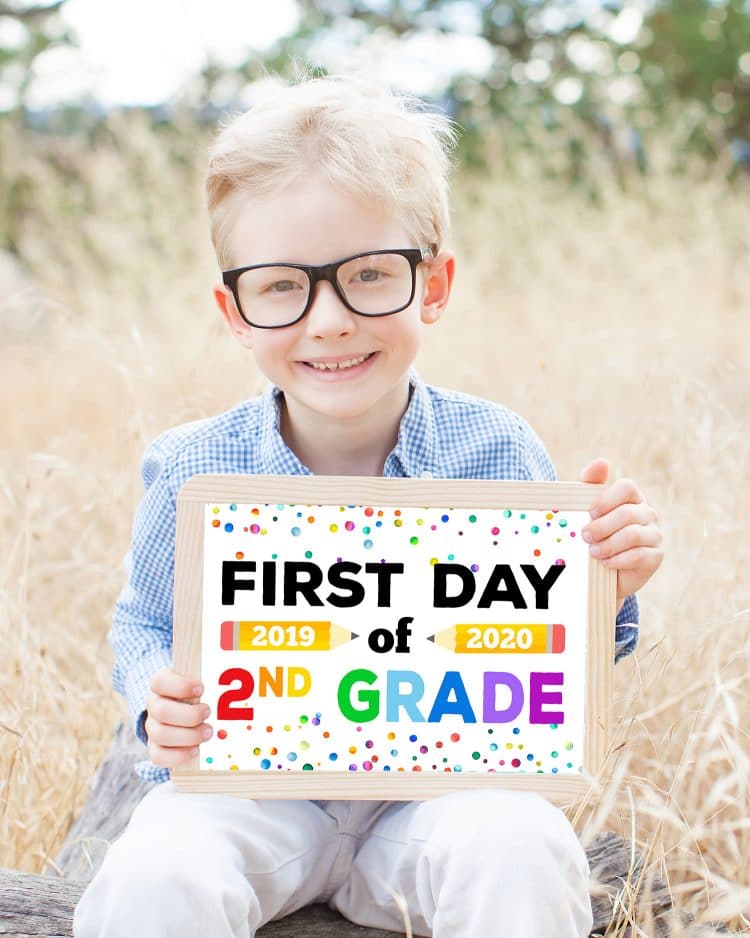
[0, 114, 748, 933]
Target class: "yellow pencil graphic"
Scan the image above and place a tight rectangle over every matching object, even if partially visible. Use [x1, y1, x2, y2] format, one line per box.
[428, 623, 566, 654]
[220, 620, 358, 652]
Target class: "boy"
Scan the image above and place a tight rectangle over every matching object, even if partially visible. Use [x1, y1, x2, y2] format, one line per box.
[74, 75, 662, 938]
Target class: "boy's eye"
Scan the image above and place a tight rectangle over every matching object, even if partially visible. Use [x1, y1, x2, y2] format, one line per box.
[347, 266, 391, 286]
[357, 269, 382, 282]
[269, 279, 298, 293]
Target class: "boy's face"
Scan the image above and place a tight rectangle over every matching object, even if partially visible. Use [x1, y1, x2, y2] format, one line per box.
[213, 177, 454, 436]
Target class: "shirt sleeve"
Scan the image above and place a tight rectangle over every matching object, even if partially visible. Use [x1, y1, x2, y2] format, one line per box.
[108, 438, 178, 782]
[519, 416, 557, 482]
[614, 594, 639, 661]
[519, 416, 639, 661]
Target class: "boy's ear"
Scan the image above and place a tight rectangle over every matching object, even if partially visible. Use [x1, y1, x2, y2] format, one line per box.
[420, 251, 455, 324]
[213, 283, 254, 350]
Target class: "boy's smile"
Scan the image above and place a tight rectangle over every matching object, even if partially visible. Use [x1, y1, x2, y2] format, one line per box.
[301, 351, 376, 375]
[214, 177, 454, 474]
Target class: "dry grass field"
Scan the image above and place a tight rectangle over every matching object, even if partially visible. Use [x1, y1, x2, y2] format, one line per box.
[1, 115, 748, 933]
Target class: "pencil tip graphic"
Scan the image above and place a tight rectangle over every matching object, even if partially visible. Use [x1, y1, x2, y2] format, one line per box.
[427, 634, 435, 643]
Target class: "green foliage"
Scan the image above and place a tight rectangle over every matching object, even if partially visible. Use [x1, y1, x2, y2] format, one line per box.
[277, 0, 750, 171]
[2, 0, 749, 193]
[0, 0, 72, 112]
[640, 0, 750, 145]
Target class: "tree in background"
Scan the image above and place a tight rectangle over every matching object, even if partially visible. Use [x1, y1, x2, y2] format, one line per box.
[240, 0, 750, 175]
[0, 1, 72, 112]
[2, 0, 749, 177]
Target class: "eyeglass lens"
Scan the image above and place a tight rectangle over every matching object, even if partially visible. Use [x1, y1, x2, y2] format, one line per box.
[236, 252, 414, 327]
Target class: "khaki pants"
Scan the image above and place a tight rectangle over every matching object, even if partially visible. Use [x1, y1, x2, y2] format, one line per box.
[73, 784, 592, 938]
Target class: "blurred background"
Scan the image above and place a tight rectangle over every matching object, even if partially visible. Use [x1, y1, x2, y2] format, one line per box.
[1, 1, 749, 934]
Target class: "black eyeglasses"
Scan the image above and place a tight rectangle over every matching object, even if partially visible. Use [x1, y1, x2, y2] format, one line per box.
[222, 248, 432, 329]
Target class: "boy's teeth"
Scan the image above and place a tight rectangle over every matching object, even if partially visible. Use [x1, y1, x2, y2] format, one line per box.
[309, 354, 370, 371]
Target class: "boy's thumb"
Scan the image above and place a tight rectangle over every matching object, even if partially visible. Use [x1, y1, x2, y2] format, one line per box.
[580, 458, 610, 485]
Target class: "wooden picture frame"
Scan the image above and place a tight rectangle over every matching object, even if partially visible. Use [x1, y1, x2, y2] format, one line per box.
[171, 475, 616, 804]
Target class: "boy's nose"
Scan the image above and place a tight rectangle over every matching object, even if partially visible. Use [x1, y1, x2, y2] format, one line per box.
[304, 280, 356, 338]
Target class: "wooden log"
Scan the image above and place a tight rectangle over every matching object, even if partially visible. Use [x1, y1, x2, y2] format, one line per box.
[0, 868, 85, 937]
[0, 863, 729, 938]
[0, 722, 728, 937]
[0, 869, 393, 937]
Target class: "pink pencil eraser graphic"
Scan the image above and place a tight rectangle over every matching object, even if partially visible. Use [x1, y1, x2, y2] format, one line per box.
[220, 620, 234, 651]
[551, 623, 566, 653]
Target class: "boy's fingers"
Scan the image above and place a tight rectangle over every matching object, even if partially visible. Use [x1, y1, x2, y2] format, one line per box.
[148, 743, 201, 770]
[601, 545, 664, 574]
[588, 477, 643, 519]
[149, 668, 203, 701]
[582, 503, 656, 543]
[147, 694, 210, 728]
[145, 719, 212, 749]
[585, 523, 662, 561]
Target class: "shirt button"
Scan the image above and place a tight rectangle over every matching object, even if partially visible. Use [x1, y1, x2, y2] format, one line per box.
[421, 470, 433, 479]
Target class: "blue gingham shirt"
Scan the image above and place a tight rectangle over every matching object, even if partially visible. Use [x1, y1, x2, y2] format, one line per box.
[110, 374, 639, 783]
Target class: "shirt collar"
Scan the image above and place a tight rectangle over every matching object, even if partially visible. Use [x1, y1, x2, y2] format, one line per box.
[256, 370, 439, 479]
[383, 370, 439, 478]
[258, 385, 312, 476]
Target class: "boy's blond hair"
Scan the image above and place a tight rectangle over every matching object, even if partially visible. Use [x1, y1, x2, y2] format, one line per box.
[206, 74, 459, 269]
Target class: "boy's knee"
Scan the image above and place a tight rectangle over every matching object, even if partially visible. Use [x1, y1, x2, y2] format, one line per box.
[74, 835, 255, 938]
[422, 790, 586, 874]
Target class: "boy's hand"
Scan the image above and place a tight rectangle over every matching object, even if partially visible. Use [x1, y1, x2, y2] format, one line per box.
[580, 458, 663, 607]
[145, 668, 213, 769]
